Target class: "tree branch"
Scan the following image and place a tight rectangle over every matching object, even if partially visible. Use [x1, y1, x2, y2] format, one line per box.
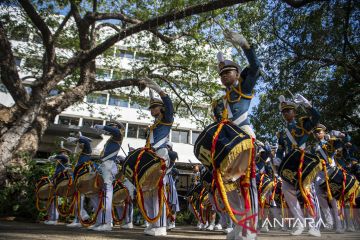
[53, 9, 72, 41]
[73, 0, 255, 65]
[0, 21, 30, 109]
[91, 78, 144, 91]
[18, 0, 55, 67]
[281, 0, 326, 8]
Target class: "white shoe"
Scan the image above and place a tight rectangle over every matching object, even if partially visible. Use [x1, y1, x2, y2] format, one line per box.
[308, 228, 321, 237]
[260, 225, 269, 233]
[87, 224, 100, 230]
[202, 222, 209, 231]
[44, 220, 57, 225]
[66, 221, 82, 227]
[197, 222, 204, 230]
[207, 224, 215, 231]
[144, 227, 167, 236]
[93, 223, 112, 232]
[224, 227, 233, 234]
[167, 222, 175, 230]
[121, 222, 134, 229]
[347, 225, 355, 232]
[323, 224, 333, 232]
[215, 223, 223, 230]
[290, 226, 304, 236]
[335, 227, 345, 234]
[141, 222, 150, 228]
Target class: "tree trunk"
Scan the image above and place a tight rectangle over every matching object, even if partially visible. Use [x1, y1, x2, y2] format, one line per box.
[0, 104, 43, 186]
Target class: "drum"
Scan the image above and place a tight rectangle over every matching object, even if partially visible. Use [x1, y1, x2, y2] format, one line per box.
[54, 169, 75, 197]
[273, 179, 283, 205]
[278, 149, 322, 190]
[36, 177, 54, 201]
[320, 167, 359, 200]
[194, 121, 254, 182]
[113, 181, 129, 206]
[123, 148, 165, 192]
[74, 161, 103, 196]
[256, 172, 273, 198]
[200, 167, 213, 191]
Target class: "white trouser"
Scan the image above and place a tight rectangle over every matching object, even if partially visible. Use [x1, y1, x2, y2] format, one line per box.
[47, 198, 59, 221]
[315, 175, 341, 229]
[227, 177, 258, 239]
[73, 194, 90, 222]
[143, 148, 169, 228]
[116, 201, 133, 224]
[282, 181, 322, 230]
[96, 160, 118, 224]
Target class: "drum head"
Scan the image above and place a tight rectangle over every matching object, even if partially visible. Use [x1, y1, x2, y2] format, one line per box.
[37, 183, 54, 201]
[76, 172, 103, 195]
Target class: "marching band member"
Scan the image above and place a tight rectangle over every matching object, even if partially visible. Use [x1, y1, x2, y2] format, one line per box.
[312, 124, 344, 233]
[216, 29, 261, 240]
[140, 77, 174, 236]
[274, 95, 321, 237]
[44, 147, 71, 225]
[91, 120, 125, 231]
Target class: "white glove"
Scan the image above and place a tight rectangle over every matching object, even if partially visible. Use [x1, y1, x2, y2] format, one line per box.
[93, 124, 104, 130]
[294, 94, 312, 108]
[223, 29, 249, 48]
[66, 136, 78, 143]
[330, 130, 345, 138]
[273, 157, 281, 167]
[141, 77, 162, 93]
[48, 155, 56, 161]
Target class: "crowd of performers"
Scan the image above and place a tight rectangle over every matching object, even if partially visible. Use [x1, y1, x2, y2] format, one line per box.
[35, 29, 360, 239]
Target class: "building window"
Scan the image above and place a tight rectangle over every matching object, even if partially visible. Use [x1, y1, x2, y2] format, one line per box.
[130, 99, 147, 110]
[138, 125, 148, 139]
[96, 69, 111, 81]
[127, 124, 137, 138]
[82, 118, 103, 128]
[126, 124, 148, 139]
[108, 95, 128, 107]
[172, 129, 189, 144]
[117, 49, 134, 59]
[192, 131, 200, 144]
[15, 57, 22, 67]
[87, 93, 107, 105]
[58, 116, 79, 126]
[49, 89, 59, 96]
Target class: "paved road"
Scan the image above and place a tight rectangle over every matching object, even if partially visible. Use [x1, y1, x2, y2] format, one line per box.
[0, 221, 359, 240]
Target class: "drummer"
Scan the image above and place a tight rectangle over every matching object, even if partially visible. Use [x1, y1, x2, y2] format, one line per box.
[45, 146, 72, 225]
[65, 135, 93, 228]
[90, 120, 125, 231]
[274, 95, 321, 237]
[139, 77, 174, 236]
[215, 29, 261, 240]
[312, 124, 343, 233]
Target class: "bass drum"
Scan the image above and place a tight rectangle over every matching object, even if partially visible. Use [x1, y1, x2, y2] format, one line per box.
[194, 121, 254, 182]
[123, 148, 165, 192]
[74, 161, 103, 196]
[36, 177, 54, 201]
[54, 169, 75, 197]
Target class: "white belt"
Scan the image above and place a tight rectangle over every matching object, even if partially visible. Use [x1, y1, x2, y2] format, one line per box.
[232, 112, 248, 126]
[152, 137, 168, 149]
